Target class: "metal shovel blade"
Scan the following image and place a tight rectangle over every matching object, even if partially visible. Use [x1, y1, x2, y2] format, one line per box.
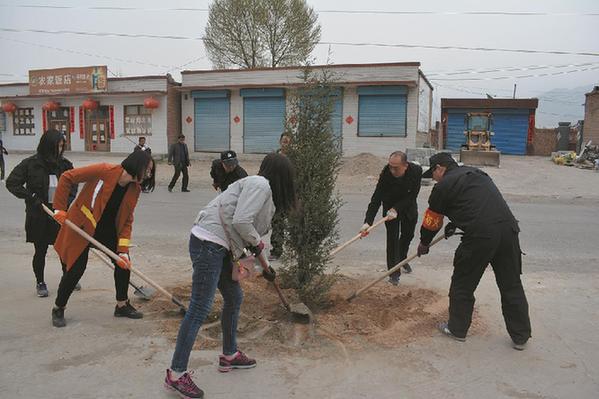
[288, 302, 313, 324]
[133, 285, 156, 300]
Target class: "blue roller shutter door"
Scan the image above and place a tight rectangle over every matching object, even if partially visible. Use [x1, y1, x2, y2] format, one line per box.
[358, 86, 407, 136]
[445, 109, 528, 155]
[193, 90, 230, 152]
[242, 89, 285, 153]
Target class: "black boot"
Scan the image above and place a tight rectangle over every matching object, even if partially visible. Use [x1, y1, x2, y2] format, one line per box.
[52, 307, 66, 328]
[114, 300, 143, 319]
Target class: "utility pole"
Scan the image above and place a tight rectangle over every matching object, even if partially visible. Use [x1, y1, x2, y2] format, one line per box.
[513, 83, 517, 99]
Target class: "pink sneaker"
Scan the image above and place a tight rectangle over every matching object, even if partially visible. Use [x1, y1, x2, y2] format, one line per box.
[218, 351, 257, 372]
[164, 369, 204, 399]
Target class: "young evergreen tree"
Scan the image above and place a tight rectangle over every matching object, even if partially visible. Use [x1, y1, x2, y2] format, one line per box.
[279, 67, 342, 308]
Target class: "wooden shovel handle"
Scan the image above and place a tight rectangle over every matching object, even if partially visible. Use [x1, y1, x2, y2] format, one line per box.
[346, 234, 446, 301]
[41, 204, 186, 311]
[331, 216, 388, 256]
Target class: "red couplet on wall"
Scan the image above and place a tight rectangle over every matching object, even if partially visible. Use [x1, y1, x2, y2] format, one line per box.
[69, 107, 75, 133]
[79, 107, 85, 139]
[109, 105, 115, 139]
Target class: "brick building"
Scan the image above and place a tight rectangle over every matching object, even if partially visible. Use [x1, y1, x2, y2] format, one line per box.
[583, 86, 599, 145]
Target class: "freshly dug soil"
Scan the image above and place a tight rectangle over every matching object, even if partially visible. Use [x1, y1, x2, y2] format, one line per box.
[140, 274, 485, 356]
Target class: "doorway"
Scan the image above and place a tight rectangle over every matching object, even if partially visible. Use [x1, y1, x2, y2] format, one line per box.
[85, 106, 110, 152]
[46, 107, 71, 151]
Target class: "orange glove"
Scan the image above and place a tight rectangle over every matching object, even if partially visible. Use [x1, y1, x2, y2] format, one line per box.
[53, 210, 67, 225]
[116, 253, 131, 270]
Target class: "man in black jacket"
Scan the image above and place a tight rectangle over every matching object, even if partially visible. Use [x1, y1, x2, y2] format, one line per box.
[361, 151, 422, 285]
[168, 134, 190, 192]
[0, 138, 7, 181]
[210, 150, 248, 192]
[417, 152, 531, 350]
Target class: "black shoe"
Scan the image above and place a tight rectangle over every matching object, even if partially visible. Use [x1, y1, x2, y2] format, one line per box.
[114, 300, 143, 319]
[36, 282, 49, 297]
[403, 263, 412, 273]
[512, 340, 528, 351]
[438, 322, 466, 342]
[182, 188, 191, 192]
[52, 307, 66, 328]
[168, 186, 173, 192]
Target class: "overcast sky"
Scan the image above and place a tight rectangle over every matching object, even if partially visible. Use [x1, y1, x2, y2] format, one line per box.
[1, 0, 598, 126]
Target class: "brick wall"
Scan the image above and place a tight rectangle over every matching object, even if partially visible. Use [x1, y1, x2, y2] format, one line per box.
[166, 76, 181, 147]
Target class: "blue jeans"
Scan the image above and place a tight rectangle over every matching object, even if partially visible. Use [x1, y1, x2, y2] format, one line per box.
[170, 235, 243, 372]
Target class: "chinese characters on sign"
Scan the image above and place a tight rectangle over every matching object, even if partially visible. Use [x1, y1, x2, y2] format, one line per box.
[29, 66, 108, 95]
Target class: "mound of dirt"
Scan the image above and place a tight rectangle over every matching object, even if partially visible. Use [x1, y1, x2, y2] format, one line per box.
[140, 275, 485, 356]
[340, 153, 386, 177]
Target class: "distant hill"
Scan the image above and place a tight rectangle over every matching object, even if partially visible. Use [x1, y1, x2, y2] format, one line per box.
[534, 85, 592, 128]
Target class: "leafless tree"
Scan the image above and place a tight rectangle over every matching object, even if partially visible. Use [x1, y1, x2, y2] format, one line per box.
[203, 0, 321, 69]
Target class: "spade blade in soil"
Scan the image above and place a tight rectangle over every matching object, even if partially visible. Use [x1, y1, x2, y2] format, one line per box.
[288, 302, 313, 324]
[133, 285, 156, 300]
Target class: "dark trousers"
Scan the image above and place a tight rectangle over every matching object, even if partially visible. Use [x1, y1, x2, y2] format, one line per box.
[448, 222, 531, 344]
[270, 210, 286, 257]
[0, 156, 5, 180]
[55, 245, 131, 308]
[32, 241, 49, 284]
[168, 164, 189, 190]
[384, 214, 417, 277]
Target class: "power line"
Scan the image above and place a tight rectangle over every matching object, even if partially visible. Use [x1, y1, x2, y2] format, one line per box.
[1, 4, 598, 16]
[0, 36, 174, 68]
[426, 62, 599, 77]
[1, 28, 598, 57]
[431, 65, 599, 81]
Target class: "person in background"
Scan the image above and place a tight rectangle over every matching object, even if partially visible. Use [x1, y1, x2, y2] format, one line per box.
[164, 153, 296, 399]
[0, 137, 8, 181]
[360, 151, 422, 285]
[210, 150, 248, 192]
[133, 136, 152, 155]
[168, 134, 190, 193]
[49, 151, 155, 327]
[269, 132, 293, 260]
[6, 130, 76, 297]
[417, 152, 531, 350]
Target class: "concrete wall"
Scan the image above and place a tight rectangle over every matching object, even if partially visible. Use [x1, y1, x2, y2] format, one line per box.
[181, 83, 419, 157]
[584, 89, 599, 145]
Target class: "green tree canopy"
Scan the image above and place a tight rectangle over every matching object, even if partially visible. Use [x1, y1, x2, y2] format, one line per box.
[203, 0, 321, 69]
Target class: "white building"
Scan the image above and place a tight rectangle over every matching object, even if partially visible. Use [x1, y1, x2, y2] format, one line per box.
[0, 68, 180, 155]
[180, 62, 433, 156]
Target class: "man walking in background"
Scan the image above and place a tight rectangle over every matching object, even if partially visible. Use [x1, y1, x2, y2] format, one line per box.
[0, 137, 8, 181]
[168, 135, 190, 193]
[133, 136, 151, 155]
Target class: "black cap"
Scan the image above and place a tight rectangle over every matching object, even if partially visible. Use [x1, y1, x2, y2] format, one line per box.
[221, 150, 238, 164]
[422, 152, 457, 178]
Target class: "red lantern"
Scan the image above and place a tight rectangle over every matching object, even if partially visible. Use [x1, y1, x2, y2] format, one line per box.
[2, 102, 17, 113]
[82, 98, 98, 110]
[42, 101, 61, 112]
[143, 96, 160, 109]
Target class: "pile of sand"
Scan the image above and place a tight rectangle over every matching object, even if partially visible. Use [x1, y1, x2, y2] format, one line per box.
[141, 275, 485, 355]
[339, 153, 386, 177]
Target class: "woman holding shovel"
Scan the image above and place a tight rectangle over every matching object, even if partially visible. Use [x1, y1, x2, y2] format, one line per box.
[6, 129, 76, 297]
[164, 153, 296, 399]
[50, 150, 155, 327]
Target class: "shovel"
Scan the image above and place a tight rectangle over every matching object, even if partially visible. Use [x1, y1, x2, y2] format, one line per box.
[257, 252, 312, 324]
[42, 204, 187, 314]
[89, 248, 156, 300]
[331, 216, 388, 256]
[346, 234, 447, 302]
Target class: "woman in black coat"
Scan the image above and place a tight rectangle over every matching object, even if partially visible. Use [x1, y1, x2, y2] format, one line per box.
[6, 130, 76, 297]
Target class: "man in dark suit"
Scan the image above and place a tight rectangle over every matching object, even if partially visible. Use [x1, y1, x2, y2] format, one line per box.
[168, 135, 191, 192]
[0, 138, 8, 181]
[360, 151, 423, 285]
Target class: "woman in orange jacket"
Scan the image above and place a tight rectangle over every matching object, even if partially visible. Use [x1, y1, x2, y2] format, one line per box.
[50, 150, 155, 327]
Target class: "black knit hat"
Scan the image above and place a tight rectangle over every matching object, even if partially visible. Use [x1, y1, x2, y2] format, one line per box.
[422, 152, 457, 178]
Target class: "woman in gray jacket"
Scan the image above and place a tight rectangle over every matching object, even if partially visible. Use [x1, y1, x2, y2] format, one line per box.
[164, 153, 296, 399]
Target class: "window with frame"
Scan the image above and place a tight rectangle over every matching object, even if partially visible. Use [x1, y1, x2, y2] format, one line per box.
[124, 105, 152, 135]
[13, 107, 35, 136]
[0, 111, 6, 132]
[357, 86, 408, 137]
